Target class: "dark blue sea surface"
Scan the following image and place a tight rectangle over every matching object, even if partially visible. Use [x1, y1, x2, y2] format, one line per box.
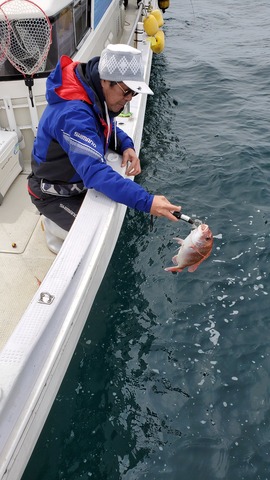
[23, 1, 270, 479]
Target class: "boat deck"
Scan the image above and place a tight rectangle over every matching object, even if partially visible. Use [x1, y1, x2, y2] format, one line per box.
[0, 173, 55, 351]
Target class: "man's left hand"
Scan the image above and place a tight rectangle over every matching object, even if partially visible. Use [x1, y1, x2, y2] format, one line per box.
[122, 148, 141, 176]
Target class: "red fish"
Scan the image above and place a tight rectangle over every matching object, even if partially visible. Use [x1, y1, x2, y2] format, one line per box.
[165, 224, 213, 273]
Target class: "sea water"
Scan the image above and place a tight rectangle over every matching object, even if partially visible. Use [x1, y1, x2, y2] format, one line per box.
[23, 1, 270, 478]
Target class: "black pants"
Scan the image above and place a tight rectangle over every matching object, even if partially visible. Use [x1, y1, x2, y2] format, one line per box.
[28, 175, 87, 231]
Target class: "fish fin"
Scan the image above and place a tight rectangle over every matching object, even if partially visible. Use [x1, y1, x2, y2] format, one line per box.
[164, 266, 183, 273]
[188, 250, 212, 272]
[173, 237, 184, 245]
[187, 263, 199, 272]
[172, 255, 179, 265]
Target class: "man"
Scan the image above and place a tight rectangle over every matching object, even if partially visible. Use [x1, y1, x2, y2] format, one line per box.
[28, 44, 180, 234]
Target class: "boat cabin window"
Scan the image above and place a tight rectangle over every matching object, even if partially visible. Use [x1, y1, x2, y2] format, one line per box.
[45, 6, 75, 71]
[0, 0, 91, 80]
[73, 0, 88, 46]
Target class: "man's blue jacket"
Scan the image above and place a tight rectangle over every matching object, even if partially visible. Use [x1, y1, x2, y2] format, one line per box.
[30, 55, 154, 213]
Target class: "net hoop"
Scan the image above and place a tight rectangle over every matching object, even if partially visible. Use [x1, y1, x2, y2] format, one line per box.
[0, 6, 10, 66]
[0, 0, 52, 76]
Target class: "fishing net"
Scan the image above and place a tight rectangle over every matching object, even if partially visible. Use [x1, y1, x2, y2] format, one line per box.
[0, 6, 10, 66]
[0, 0, 52, 75]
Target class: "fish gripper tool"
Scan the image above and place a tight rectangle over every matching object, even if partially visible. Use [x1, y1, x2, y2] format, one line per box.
[172, 211, 194, 224]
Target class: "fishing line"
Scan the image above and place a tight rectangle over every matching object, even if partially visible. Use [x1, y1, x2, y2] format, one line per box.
[189, 0, 196, 21]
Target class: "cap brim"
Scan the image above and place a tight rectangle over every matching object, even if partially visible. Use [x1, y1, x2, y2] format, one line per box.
[124, 80, 154, 95]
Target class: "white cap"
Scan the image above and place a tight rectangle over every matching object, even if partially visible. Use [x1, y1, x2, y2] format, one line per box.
[98, 44, 154, 95]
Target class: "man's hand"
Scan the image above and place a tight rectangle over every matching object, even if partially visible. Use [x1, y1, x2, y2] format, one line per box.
[150, 196, 181, 222]
[122, 148, 141, 176]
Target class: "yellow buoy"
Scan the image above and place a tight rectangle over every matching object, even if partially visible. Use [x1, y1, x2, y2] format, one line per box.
[150, 29, 165, 54]
[151, 9, 164, 28]
[143, 14, 159, 36]
[158, 0, 170, 13]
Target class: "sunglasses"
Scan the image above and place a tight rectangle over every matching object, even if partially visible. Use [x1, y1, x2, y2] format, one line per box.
[116, 82, 138, 97]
